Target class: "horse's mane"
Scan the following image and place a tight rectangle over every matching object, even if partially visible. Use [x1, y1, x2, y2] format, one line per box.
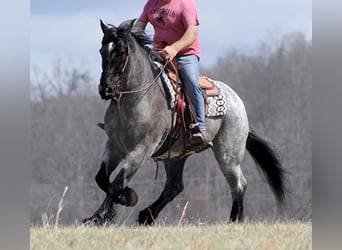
[101, 20, 165, 64]
[131, 30, 152, 48]
[131, 30, 164, 63]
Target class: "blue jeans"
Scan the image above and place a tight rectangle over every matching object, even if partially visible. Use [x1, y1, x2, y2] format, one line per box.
[177, 55, 205, 133]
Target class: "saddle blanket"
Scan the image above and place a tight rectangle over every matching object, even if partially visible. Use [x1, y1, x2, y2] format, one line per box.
[154, 61, 228, 118]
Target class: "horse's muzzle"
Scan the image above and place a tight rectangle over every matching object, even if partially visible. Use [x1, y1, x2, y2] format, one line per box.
[98, 84, 113, 100]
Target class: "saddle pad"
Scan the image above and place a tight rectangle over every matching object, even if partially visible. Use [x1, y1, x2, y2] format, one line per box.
[154, 61, 177, 109]
[154, 61, 228, 118]
[206, 93, 227, 117]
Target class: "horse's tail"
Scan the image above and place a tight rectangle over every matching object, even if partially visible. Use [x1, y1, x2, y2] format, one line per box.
[246, 130, 287, 205]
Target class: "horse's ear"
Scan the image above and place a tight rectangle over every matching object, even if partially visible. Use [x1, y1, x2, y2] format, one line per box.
[118, 19, 137, 32]
[128, 19, 136, 32]
[100, 19, 111, 33]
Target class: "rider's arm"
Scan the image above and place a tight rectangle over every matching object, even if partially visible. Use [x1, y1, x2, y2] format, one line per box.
[162, 25, 198, 61]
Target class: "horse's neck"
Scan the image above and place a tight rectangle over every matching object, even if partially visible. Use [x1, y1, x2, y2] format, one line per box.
[107, 44, 171, 138]
[127, 46, 156, 90]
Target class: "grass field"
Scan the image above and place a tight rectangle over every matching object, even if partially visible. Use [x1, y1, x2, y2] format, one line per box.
[30, 220, 311, 250]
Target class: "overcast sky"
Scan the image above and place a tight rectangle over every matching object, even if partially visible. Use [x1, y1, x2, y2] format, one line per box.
[30, 0, 312, 76]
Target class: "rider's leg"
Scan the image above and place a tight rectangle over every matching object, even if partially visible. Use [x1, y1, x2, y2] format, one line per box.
[177, 55, 206, 144]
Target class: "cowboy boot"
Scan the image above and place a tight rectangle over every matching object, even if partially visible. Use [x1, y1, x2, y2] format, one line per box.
[189, 123, 207, 146]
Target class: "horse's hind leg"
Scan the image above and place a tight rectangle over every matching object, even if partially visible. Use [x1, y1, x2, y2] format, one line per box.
[137, 157, 187, 225]
[227, 164, 247, 222]
[213, 140, 248, 222]
[217, 160, 247, 222]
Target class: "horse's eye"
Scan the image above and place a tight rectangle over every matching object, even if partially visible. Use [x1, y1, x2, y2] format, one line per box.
[117, 51, 125, 57]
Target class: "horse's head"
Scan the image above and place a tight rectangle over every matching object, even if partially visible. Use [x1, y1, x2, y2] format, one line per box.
[98, 19, 135, 100]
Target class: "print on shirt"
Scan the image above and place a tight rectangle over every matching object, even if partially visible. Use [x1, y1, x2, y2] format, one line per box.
[150, 8, 176, 26]
[156, 15, 165, 25]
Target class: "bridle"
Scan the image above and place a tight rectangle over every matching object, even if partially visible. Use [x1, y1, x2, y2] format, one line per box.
[116, 46, 130, 79]
[109, 42, 170, 103]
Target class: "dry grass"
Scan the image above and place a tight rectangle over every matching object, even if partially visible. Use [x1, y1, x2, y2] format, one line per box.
[30, 220, 311, 250]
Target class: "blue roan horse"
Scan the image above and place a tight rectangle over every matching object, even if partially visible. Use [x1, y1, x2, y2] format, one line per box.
[82, 19, 286, 225]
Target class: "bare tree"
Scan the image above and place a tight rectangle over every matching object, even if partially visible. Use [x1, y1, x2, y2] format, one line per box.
[30, 59, 95, 102]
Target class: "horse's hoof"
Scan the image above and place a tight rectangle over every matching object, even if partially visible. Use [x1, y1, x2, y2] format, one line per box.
[81, 214, 103, 226]
[137, 208, 155, 226]
[118, 187, 138, 207]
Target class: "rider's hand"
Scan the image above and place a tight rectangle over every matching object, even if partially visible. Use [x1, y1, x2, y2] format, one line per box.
[161, 45, 178, 61]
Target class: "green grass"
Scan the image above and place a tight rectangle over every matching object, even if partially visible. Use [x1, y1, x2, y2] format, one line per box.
[30, 221, 312, 250]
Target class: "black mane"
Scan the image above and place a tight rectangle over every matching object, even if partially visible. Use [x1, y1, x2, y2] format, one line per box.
[132, 30, 153, 48]
[101, 22, 152, 48]
[101, 20, 165, 65]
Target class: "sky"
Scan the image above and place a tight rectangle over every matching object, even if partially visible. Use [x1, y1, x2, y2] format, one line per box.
[30, 0, 312, 77]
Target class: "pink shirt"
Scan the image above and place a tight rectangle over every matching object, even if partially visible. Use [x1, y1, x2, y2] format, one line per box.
[138, 0, 200, 58]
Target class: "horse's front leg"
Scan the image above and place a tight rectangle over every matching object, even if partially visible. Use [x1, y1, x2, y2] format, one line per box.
[95, 141, 123, 194]
[83, 159, 141, 226]
[82, 141, 123, 225]
[108, 143, 151, 207]
[108, 168, 139, 207]
[82, 195, 117, 225]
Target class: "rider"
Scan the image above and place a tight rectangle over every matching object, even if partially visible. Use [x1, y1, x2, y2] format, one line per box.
[135, 0, 206, 146]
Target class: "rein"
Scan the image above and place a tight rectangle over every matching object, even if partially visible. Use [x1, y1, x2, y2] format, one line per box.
[112, 46, 170, 103]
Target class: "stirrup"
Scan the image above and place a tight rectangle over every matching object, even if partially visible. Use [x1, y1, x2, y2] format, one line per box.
[189, 123, 207, 146]
[190, 132, 206, 146]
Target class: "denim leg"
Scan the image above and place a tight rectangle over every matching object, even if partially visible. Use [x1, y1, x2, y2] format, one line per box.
[177, 55, 206, 132]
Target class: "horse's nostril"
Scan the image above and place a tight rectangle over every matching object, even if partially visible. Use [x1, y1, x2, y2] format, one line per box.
[105, 87, 113, 95]
[98, 84, 110, 100]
